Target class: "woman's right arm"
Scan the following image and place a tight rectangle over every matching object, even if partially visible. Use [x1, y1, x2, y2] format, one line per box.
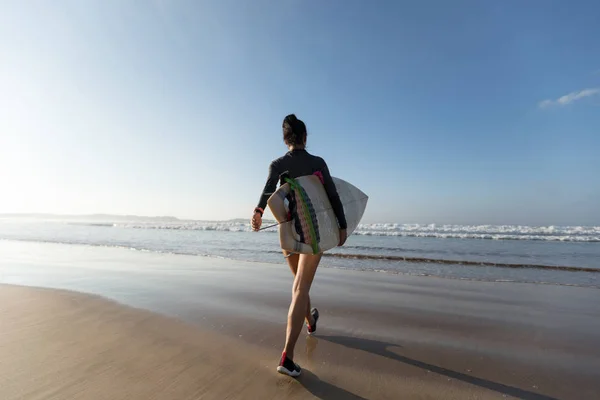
[252, 162, 279, 231]
[256, 161, 279, 211]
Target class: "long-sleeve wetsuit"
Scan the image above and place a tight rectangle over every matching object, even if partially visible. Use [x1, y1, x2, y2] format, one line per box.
[256, 149, 347, 230]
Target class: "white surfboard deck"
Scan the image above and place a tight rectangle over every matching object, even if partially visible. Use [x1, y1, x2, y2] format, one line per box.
[267, 175, 368, 254]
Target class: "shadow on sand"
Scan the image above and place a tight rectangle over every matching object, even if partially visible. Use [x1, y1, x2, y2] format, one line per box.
[296, 369, 368, 400]
[317, 335, 558, 400]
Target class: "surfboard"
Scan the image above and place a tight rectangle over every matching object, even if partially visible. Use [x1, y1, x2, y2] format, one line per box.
[267, 175, 368, 254]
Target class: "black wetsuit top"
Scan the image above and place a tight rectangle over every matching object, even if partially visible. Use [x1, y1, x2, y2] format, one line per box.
[257, 149, 347, 230]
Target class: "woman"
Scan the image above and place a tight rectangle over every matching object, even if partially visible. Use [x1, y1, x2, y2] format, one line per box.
[251, 114, 348, 377]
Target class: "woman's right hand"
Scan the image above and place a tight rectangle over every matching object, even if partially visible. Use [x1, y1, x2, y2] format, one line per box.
[338, 228, 347, 246]
[251, 212, 262, 231]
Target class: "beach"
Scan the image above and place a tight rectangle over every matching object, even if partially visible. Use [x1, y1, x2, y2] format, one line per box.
[3, 0, 600, 397]
[1, 241, 599, 399]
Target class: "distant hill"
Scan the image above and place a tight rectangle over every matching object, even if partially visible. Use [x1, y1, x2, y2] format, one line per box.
[0, 214, 273, 224]
[0, 213, 181, 222]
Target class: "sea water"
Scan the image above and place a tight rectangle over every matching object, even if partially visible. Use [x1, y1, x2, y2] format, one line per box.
[0, 218, 598, 288]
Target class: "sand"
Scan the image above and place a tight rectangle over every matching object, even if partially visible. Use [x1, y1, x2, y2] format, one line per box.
[0, 285, 495, 400]
[1, 241, 600, 399]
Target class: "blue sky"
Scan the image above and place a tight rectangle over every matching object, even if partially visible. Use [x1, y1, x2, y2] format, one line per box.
[1, 0, 599, 225]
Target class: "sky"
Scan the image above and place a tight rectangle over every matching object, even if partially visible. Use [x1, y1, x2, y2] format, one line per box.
[1, 0, 599, 225]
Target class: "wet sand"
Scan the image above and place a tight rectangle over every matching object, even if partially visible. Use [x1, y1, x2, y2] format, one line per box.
[1, 241, 599, 399]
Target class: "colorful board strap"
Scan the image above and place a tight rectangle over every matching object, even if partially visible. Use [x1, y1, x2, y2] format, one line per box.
[284, 177, 320, 254]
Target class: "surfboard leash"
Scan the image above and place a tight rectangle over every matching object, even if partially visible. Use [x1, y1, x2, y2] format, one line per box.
[258, 222, 281, 231]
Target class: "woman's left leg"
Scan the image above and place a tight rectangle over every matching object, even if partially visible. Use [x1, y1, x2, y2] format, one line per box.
[283, 251, 315, 327]
[279, 253, 321, 373]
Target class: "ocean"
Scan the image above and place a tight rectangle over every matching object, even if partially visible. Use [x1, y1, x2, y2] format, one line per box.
[1, 217, 598, 288]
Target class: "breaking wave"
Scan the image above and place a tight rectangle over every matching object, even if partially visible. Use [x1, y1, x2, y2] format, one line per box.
[108, 222, 600, 242]
[353, 223, 600, 242]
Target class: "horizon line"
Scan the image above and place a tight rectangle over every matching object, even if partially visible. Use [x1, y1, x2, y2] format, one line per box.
[0, 212, 597, 227]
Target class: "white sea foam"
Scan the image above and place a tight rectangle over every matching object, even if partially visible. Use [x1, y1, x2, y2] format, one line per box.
[353, 224, 600, 242]
[116, 221, 268, 232]
[112, 221, 600, 242]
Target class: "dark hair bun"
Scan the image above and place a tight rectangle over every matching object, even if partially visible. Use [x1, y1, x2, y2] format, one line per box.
[282, 114, 307, 146]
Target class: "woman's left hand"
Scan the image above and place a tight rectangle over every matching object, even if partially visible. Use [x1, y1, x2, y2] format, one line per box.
[251, 212, 262, 231]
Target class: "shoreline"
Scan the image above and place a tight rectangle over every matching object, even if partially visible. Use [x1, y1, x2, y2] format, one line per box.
[1, 238, 598, 289]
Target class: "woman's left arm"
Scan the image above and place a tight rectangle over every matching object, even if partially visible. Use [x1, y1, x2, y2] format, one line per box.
[319, 160, 347, 231]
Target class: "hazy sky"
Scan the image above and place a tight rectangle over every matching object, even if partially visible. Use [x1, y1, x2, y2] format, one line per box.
[1, 1, 599, 225]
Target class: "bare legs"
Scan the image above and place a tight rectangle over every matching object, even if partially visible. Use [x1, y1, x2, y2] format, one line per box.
[282, 251, 321, 361]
